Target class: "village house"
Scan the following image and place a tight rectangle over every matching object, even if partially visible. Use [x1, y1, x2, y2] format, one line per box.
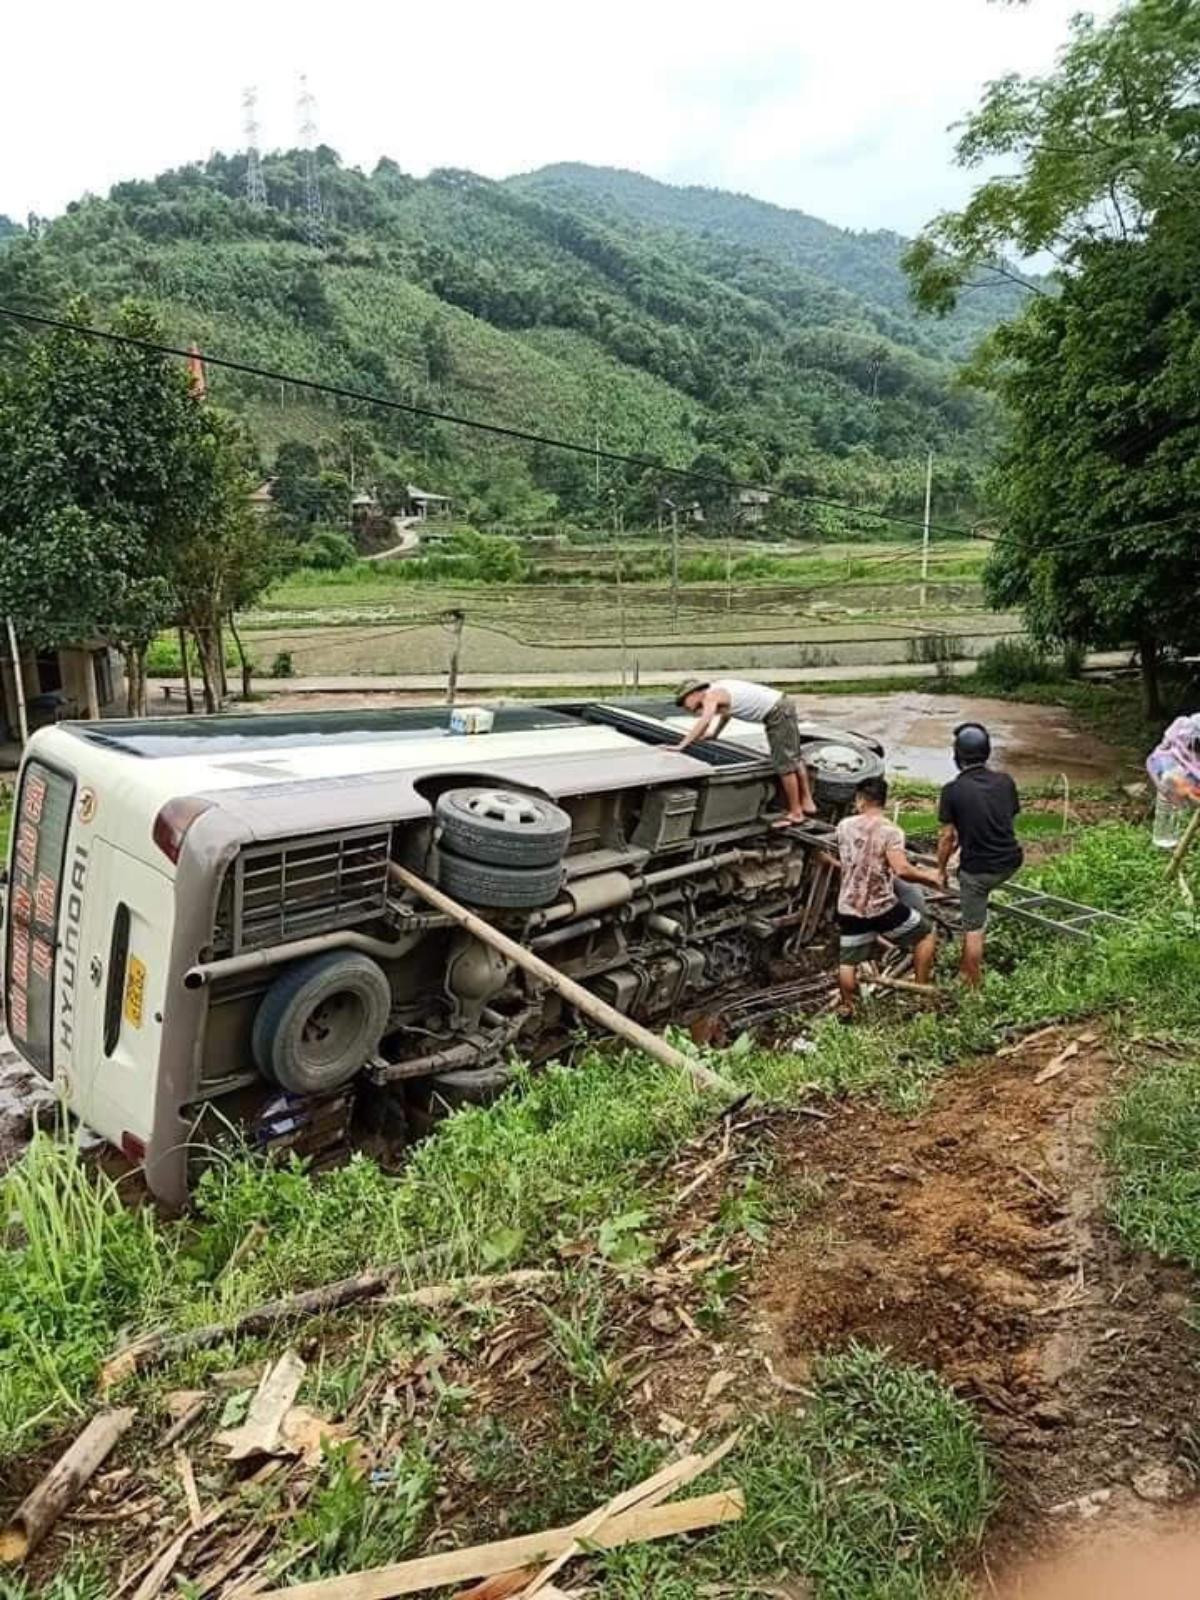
[0, 639, 125, 744]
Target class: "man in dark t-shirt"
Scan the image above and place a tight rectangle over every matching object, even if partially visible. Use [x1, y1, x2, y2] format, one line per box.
[937, 722, 1022, 987]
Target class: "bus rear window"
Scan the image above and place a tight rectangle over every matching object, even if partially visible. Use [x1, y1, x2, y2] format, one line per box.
[7, 761, 75, 1078]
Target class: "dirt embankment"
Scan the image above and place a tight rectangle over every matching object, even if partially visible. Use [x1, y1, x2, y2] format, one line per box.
[751, 1029, 1200, 1571]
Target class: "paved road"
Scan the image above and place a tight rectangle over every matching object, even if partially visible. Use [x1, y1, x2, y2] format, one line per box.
[152, 652, 1131, 699]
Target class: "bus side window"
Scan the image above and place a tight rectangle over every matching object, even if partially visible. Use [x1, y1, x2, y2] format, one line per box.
[103, 903, 131, 1057]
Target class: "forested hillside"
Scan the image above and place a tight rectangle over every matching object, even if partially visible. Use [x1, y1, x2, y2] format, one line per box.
[510, 163, 1026, 359]
[0, 152, 1004, 532]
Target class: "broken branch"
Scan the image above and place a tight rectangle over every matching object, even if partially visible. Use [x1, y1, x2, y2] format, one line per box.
[102, 1249, 444, 1382]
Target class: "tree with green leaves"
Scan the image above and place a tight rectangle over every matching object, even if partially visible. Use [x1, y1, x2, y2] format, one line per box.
[905, 0, 1200, 714]
[905, 0, 1200, 312]
[0, 302, 279, 713]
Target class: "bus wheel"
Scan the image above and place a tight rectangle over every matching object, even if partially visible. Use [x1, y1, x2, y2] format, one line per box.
[252, 951, 390, 1096]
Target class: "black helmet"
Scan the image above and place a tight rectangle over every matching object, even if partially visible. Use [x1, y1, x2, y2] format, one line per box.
[953, 722, 991, 768]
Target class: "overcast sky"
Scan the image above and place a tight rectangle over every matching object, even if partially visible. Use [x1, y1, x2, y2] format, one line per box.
[4, 0, 1114, 235]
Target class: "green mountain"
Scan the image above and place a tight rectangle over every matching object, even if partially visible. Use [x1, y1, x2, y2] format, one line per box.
[0, 152, 1005, 533]
[509, 163, 1022, 360]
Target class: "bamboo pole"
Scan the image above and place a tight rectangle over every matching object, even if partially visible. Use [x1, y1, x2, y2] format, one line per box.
[387, 863, 742, 1099]
[100, 1249, 444, 1384]
[257, 1489, 744, 1600]
[0, 1407, 136, 1562]
[5, 617, 27, 746]
[1167, 806, 1200, 882]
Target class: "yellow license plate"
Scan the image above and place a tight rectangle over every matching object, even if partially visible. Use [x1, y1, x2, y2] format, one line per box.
[123, 956, 146, 1028]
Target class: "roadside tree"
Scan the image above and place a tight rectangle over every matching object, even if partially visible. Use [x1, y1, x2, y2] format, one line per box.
[905, 0, 1200, 713]
[0, 301, 279, 714]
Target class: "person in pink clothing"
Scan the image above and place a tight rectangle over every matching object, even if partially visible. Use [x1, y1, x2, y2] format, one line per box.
[835, 774, 941, 1021]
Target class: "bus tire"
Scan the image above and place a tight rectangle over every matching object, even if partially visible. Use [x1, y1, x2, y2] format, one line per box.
[437, 849, 564, 909]
[805, 739, 887, 809]
[252, 951, 391, 1096]
[436, 787, 570, 868]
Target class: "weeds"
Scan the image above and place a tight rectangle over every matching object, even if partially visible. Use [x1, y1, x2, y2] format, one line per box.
[1105, 1054, 1200, 1272]
[288, 1440, 436, 1580]
[0, 1551, 113, 1600]
[712, 1347, 993, 1599]
[0, 1135, 172, 1441]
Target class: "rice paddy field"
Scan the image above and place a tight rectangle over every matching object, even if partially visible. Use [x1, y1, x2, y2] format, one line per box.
[238, 537, 1011, 679]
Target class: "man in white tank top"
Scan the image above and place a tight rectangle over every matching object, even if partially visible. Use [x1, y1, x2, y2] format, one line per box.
[674, 677, 817, 821]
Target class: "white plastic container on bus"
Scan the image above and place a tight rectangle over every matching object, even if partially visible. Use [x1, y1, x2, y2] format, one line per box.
[449, 706, 495, 735]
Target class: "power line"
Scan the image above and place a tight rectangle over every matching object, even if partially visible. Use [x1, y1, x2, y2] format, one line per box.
[0, 304, 982, 545]
[17, 301, 1184, 568]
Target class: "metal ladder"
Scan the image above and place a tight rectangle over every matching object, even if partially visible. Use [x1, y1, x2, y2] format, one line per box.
[780, 818, 1130, 942]
[982, 882, 1129, 939]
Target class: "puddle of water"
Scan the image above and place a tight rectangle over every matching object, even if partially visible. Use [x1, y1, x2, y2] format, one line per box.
[791, 692, 1121, 785]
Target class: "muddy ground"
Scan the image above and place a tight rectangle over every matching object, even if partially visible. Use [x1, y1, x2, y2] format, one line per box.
[750, 1029, 1200, 1572]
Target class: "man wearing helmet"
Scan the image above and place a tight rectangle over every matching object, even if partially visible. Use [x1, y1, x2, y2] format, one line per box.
[937, 722, 1022, 986]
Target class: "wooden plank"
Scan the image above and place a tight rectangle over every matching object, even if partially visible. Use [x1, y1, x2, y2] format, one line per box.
[514, 1432, 739, 1599]
[256, 1488, 744, 1600]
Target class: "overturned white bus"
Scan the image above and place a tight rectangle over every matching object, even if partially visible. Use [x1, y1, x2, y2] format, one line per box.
[3, 700, 882, 1204]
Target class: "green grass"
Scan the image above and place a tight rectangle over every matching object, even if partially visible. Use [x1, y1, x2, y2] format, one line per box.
[896, 807, 1072, 843]
[461, 1343, 992, 1600]
[713, 1348, 993, 1600]
[445, 1315, 991, 1600]
[0, 1551, 113, 1600]
[1106, 1055, 1200, 1272]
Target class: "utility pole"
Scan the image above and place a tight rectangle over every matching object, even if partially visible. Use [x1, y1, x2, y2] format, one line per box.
[593, 423, 601, 503]
[662, 497, 679, 628]
[921, 450, 933, 609]
[243, 87, 267, 208]
[444, 609, 465, 706]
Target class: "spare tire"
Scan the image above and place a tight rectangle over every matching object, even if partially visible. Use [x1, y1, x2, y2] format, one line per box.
[436, 787, 570, 867]
[438, 849, 564, 909]
[805, 739, 886, 808]
[252, 950, 391, 1096]
[796, 721, 886, 759]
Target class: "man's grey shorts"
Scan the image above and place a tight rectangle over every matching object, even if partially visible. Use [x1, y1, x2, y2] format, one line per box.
[958, 867, 1017, 932]
[839, 905, 933, 967]
[764, 696, 804, 772]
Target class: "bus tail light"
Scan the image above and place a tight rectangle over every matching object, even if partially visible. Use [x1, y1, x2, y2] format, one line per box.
[152, 797, 213, 864]
[120, 1132, 146, 1164]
